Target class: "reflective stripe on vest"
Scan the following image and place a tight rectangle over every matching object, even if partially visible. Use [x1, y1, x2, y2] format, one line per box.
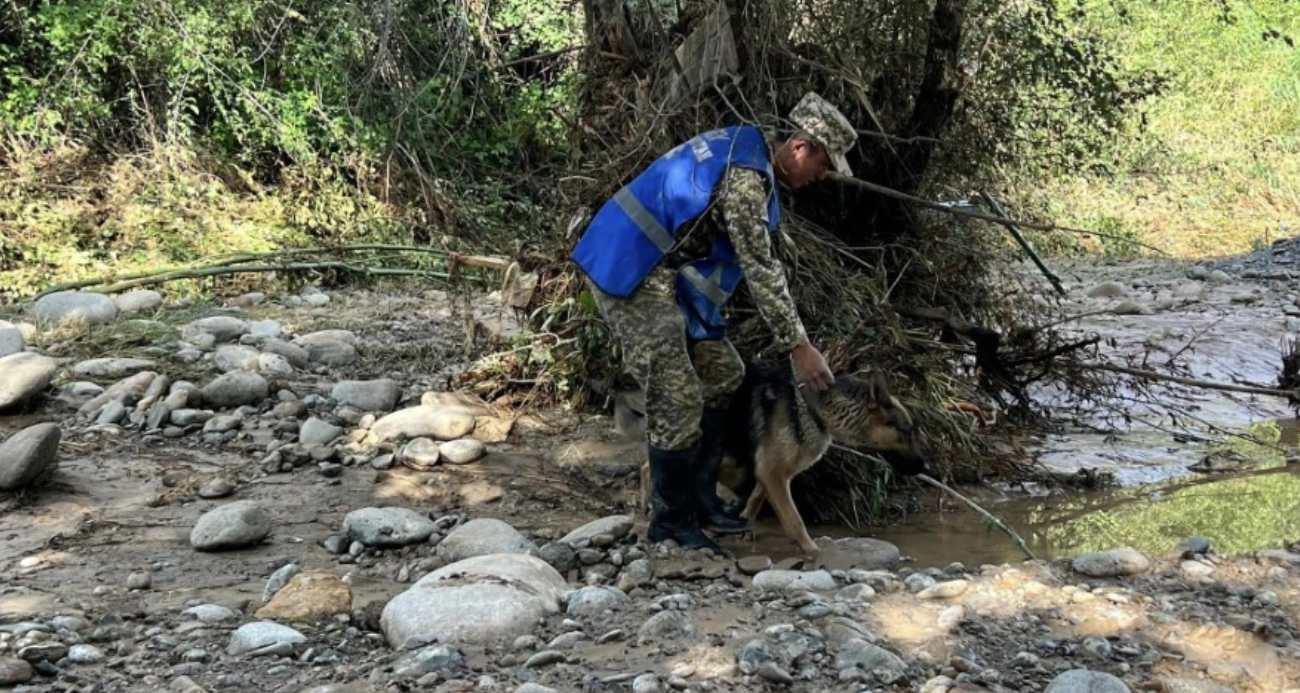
[680, 264, 728, 306]
[613, 187, 674, 254]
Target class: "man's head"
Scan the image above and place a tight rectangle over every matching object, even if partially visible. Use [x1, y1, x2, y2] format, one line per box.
[773, 92, 857, 188]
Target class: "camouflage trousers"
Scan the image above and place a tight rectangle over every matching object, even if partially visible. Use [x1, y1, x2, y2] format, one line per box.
[590, 266, 744, 451]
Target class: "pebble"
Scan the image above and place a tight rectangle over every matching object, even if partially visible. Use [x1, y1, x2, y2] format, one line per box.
[126, 571, 152, 590]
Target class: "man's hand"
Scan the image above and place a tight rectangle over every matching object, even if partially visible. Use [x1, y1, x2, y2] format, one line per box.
[791, 343, 835, 392]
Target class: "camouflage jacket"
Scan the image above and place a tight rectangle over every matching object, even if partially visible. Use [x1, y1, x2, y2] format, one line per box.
[669, 153, 809, 352]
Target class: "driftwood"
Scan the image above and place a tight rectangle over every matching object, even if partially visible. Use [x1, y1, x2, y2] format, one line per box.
[978, 191, 1065, 296]
[1083, 362, 1300, 400]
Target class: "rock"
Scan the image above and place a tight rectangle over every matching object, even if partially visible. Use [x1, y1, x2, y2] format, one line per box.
[1111, 300, 1152, 316]
[438, 518, 537, 562]
[1070, 547, 1152, 577]
[248, 320, 282, 340]
[262, 563, 301, 603]
[0, 352, 58, 409]
[182, 316, 250, 344]
[514, 685, 558, 693]
[255, 571, 352, 621]
[737, 555, 773, 575]
[1207, 270, 1233, 284]
[567, 586, 630, 618]
[203, 414, 242, 433]
[66, 644, 105, 664]
[1175, 536, 1212, 558]
[473, 416, 515, 443]
[344, 507, 438, 547]
[381, 554, 567, 649]
[637, 610, 696, 645]
[0, 423, 60, 491]
[400, 438, 441, 469]
[262, 339, 311, 368]
[293, 331, 357, 365]
[332, 379, 403, 412]
[559, 515, 635, 546]
[0, 325, 24, 358]
[33, 291, 118, 325]
[1186, 265, 1209, 280]
[198, 478, 235, 499]
[171, 409, 214, 426]
[183, 604, 238, 623]
[752, 569, 837, 592]
[917, 580, 970, 599]
[523, 650, 566, 668]
[439, 438, 486, 464]
[0, 657, 34, 685]
[1086, 281, 1127, 298]
[756, 661, 794, 685]
[78, 370, 157, 418]
[370, 406, 477, 442]
[126, 571, 152, 590]
[738, 639, 775, 675]
[226, 622, 306, 657]
[114, 290, 163, 314]
[812, 537, 901, 571]
[190, 500, 273, 551]
[254, 352, 293, 378]
[201, 371, 269, 408]
[836, 638, 908, 678]
[300, 417, 343, 446]
[392, 645, 465, 680]
[632, 674, 662, 693]
[537, 542, 577, 573]
[214, 345, 261, 373]
[421, 391, 493, 415]
[1043, 669, 1131, 693]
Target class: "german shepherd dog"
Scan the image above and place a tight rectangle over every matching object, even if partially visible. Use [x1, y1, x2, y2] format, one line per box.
[622, 362, 930, 554]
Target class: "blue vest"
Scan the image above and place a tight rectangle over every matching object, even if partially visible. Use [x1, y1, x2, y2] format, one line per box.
[572, 125, 780, 341]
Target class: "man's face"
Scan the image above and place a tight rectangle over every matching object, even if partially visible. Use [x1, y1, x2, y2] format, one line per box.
[775, 138, 831, 189]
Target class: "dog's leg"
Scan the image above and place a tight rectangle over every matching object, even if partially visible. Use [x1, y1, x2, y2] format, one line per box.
[758, 466, 818, 554]
[639, 459, 651, 517]
[741, 483, 767, 521]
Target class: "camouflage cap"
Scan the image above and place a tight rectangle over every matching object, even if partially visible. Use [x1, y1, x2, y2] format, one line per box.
[788, 92, 857, 176]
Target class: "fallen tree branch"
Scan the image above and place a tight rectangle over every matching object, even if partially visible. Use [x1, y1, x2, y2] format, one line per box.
[832, 445, 1037, 561]
[32, 244, 457, 299]
[81, 262, 473, 295]
[825, 172, 1169, 255]
[1083, 362, 1299, 399]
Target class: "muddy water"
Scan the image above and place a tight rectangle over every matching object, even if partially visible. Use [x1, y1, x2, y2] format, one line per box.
[839, 259, 1300, 569]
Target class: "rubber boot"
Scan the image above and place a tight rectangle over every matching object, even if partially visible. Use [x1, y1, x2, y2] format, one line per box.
[695, 408, 750, 533]
[647, 444, 724, 554]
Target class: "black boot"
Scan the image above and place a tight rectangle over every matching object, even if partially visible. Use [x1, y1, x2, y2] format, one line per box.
[647, 444, 724, 554]
[695, 408, 750, 533]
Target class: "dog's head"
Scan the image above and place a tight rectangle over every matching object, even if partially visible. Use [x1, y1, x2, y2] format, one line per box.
[824, 371, 930, 477]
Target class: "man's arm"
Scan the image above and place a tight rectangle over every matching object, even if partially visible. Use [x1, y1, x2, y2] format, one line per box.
[717, 167, 808, 353]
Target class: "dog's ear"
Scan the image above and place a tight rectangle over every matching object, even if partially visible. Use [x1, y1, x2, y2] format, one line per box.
[868, 372, 893, 407]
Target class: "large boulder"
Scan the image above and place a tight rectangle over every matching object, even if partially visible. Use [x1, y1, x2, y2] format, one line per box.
[0, 353, 58, 409]
[0, 423, 61, 491]
[33, 291, 118, 326]
[437, 518, 537, 562]
[1070, 547, 1152, 578]
[381, 554, 567, 649]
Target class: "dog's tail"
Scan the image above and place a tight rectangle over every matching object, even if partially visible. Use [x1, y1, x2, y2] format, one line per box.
[614, 389, 647, 442]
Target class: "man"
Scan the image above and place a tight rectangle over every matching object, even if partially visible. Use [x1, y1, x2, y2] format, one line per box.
[572, 93, 859, 553]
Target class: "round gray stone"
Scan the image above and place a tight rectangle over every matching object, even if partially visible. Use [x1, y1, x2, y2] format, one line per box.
[559, 515, 635, 547]
[370, 406, 476, 442]
[566, 586, 629, 618]
[113, 290, 162, 315]
[332, 379, 403, 412]
[0, 352, 58, 409]
[401, 437, 441, 469]
[226, 622, 306, 656]
[33, 291, 118, 326]
[0, 325, 24, 359]
[201, 371, 269, 408]
[182, 316, 250, 344]
[0, 423, 60, 491]
[1070, 547, 1152, 578]
[214, 345, 261, 373]
[0, 657, 34, 685]
[190, 500, 273, 551]
[439, 438, 486, 464]
[344, 507, 438, 547]
[299, 417, 343, 446]
[438, 518, 536, 562]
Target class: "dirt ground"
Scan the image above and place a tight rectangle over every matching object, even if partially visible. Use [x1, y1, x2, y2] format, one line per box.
[2, 257, 1300, 693]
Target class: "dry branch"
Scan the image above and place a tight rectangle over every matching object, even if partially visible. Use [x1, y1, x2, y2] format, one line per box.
[1084, 362, 1300, 399]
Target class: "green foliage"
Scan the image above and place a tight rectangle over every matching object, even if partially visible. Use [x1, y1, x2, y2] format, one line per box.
[0, 0, 583, 297]
[1014, 0, 1300, 258]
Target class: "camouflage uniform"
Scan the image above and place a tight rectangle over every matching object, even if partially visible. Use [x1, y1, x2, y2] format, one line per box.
[589, 92, 858, 453]
[591, 156, 808, 451]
